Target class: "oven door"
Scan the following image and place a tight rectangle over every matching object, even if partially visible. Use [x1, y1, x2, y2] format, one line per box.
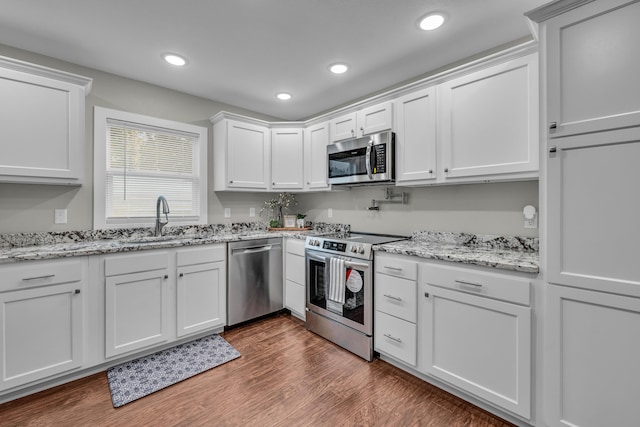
[305, 249, 372, 335]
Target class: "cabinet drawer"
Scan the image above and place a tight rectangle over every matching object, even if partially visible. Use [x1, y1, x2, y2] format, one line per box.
[177, 244, 225, 266]
[105, 251, 169, 276]
[286, 238, 306, 256]
[286, 252, 305, 285]
[374, 311, 417, 366]
[0, 259, 84, 293]
[419, 262, 530, 306]
[375, 254, 417, 280]
[375, 273, 417, 322]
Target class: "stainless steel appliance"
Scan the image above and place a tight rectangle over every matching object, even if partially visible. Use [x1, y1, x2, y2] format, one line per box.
[305, 233, 406, 361]
[228, 238, 283, 326]
[327, 131, 395, 185]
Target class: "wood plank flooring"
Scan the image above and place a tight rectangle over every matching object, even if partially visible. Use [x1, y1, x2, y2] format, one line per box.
[0, 314, 514, 427]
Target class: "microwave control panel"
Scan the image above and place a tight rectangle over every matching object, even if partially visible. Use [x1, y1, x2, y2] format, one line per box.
[372, 145, 386, 174]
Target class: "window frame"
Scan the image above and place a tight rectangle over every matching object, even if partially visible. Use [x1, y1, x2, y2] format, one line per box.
[93, 106, 208, 229]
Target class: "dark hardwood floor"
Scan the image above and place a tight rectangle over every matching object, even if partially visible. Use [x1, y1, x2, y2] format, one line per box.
[0, 314, 514, 427]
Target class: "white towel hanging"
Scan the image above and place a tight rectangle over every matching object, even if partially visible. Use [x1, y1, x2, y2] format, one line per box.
[328, 257, 346, 304]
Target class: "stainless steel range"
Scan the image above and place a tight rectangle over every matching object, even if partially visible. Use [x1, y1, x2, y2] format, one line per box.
[305, 233, 406, 361]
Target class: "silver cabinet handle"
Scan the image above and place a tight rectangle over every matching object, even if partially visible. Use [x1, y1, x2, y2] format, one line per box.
[549, 146, 557, 153]
[22, 274, 55, 281]
[455, 279, 483, 291]
[383, 266, 402, 271]
[549, 121, 557, 130]
[383, 333, 402, 343]
[428, 169, 433, 174]
[444, 168, 449, 173]
[229, 180, 234, 184]
[179, 273, 184, 277]
[383, 294, 402, 302]
[164, 275, 169, 279]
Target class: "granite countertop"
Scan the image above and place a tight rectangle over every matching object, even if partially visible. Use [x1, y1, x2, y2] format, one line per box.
[0, 222, 347, 264]
[373, 231, 539, 274]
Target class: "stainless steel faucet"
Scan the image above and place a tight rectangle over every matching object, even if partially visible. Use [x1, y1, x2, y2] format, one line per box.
[155, 196, 170, 237]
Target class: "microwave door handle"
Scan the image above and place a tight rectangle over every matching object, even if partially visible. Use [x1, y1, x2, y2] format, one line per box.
[365, 139, 373, 179]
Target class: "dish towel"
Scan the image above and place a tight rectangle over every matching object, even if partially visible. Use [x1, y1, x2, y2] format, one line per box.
[328, 257, 347, 304]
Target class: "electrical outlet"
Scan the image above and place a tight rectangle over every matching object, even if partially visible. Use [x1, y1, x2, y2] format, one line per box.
[523, 205, 537, 229]
[224, 208, 231, 218]
[54, 209, 67, 224]
[524, 217, 538, 229]
[250, 207, 255, 217]
[328, 208, 333, 218]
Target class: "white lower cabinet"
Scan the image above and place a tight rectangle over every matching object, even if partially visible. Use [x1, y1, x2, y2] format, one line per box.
[374, 253, 418, 366]
[104, 251, 170, 358]
[419, 262, 532, 419]
[176, 245, 226, 337]
[284, 238, 306, 320]
[0, 259, 86, 391]
[546, 284, 640, 427]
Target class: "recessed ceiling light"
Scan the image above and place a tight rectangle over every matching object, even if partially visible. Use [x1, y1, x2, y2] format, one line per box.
[329, 63, 349, 74]
[276, 92, 292, 100]
[163, 54, 187, 66]
[419, 13, 445, 31]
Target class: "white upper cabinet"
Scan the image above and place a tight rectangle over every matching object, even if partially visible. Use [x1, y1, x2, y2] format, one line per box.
[271, 127, 304, 190]
[212, 113, 271, 191]
[394, 87, 437, 184]
[541, 0, 640, 138]
[438, 53, 539, 182]
[304, 121, 330, 191]
[329, 101, 393, 142]
[0, 56, 92, 185]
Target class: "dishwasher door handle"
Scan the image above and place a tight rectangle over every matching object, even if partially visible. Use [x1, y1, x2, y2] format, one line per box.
[232, 245, 278, 255]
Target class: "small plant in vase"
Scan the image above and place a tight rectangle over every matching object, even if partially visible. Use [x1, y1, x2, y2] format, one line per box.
[261, 192, 296, 229]
[296, 213, 307, 228]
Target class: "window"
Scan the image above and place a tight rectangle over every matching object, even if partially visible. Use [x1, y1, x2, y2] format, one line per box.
[94, 106, 207, 229]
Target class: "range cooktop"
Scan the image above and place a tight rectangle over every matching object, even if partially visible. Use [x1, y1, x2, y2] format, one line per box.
[305, 232, 407, 260]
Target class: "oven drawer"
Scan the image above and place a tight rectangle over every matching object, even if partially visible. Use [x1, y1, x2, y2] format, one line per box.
[374, 273, 417, 323]
[419, 262, 531, 306]
[375, 253, 417, 280]
[375, 310, 417, 366]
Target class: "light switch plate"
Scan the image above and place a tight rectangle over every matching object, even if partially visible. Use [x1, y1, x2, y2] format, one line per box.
[249, 207, 255, 217]
[224, 208, 231, 218]
[54, 209, 67, 224]
[328, 208, 333, 218]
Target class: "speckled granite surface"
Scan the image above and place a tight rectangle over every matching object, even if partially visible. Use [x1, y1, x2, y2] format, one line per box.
[373, 231, 539, 274]
[0, 222, 350, 264]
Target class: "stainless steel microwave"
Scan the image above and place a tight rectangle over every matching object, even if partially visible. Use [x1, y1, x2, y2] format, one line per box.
[327, 131, 395, 185]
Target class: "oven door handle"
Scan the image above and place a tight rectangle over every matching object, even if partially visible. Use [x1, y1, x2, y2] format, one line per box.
[345, 260, 369, 270]
[365, 139, 373, 180]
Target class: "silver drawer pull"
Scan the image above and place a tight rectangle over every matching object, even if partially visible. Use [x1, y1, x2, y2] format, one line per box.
[455, 279, 483, 291]
[383, 333, 402, 343]
[22, 274, 55, 281]
[384, 266, 403, 271]
[383, 294, 403, 302]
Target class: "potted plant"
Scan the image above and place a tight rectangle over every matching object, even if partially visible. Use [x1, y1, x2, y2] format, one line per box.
[261, 193, 296, 229]
[296, 213, 306, 228]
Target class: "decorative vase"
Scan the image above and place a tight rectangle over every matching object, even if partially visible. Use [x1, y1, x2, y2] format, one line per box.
[296, 218, 305, 228]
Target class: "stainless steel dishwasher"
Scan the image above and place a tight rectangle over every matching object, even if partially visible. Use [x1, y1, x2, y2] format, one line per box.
[227, 237, 283, 326]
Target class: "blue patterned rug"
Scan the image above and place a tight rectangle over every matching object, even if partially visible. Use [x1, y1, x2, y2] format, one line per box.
[106, 334, 240, 407]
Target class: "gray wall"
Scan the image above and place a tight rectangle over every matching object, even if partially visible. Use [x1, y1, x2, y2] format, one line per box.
[0, 44, 539, 237]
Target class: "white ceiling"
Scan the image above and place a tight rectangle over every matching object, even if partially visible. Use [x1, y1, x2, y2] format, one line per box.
[0, 0, 548, 121]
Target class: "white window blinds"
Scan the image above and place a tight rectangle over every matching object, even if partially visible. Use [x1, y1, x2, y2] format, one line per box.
[105, 119, 201, 221]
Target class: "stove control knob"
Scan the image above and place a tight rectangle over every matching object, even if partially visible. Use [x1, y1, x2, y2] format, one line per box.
[357, 246, 365, 254]
[314, 239, 321, 247]
[350, 246, 357, 253]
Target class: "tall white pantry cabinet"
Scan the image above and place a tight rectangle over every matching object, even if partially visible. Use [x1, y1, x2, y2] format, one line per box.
[528, 1, 640, 426]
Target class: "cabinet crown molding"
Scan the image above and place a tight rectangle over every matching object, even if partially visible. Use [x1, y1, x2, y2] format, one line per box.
[0, 55, 93, 93]
[525, 0, 595, 22]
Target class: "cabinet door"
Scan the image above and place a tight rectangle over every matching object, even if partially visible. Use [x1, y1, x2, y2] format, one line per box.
[546, 0, 640, 138]
[0, 283, 83, 390]
[304, 122, 330, 190]
[176, 260, 226, 337]
[330, 112, 357, 142]
[357, 101, 393, 136]
[0, 62, 88, 185]
[421, 284, 531, 418]
[438, 53, 539, 181]
[105, 269, 170, 358]
[394, 87, 437, 184]
[271, 128, 303, 190]
[546, 284, 640, 427]
[547, 128, 640, 296]
[227, 120, 270, 189]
